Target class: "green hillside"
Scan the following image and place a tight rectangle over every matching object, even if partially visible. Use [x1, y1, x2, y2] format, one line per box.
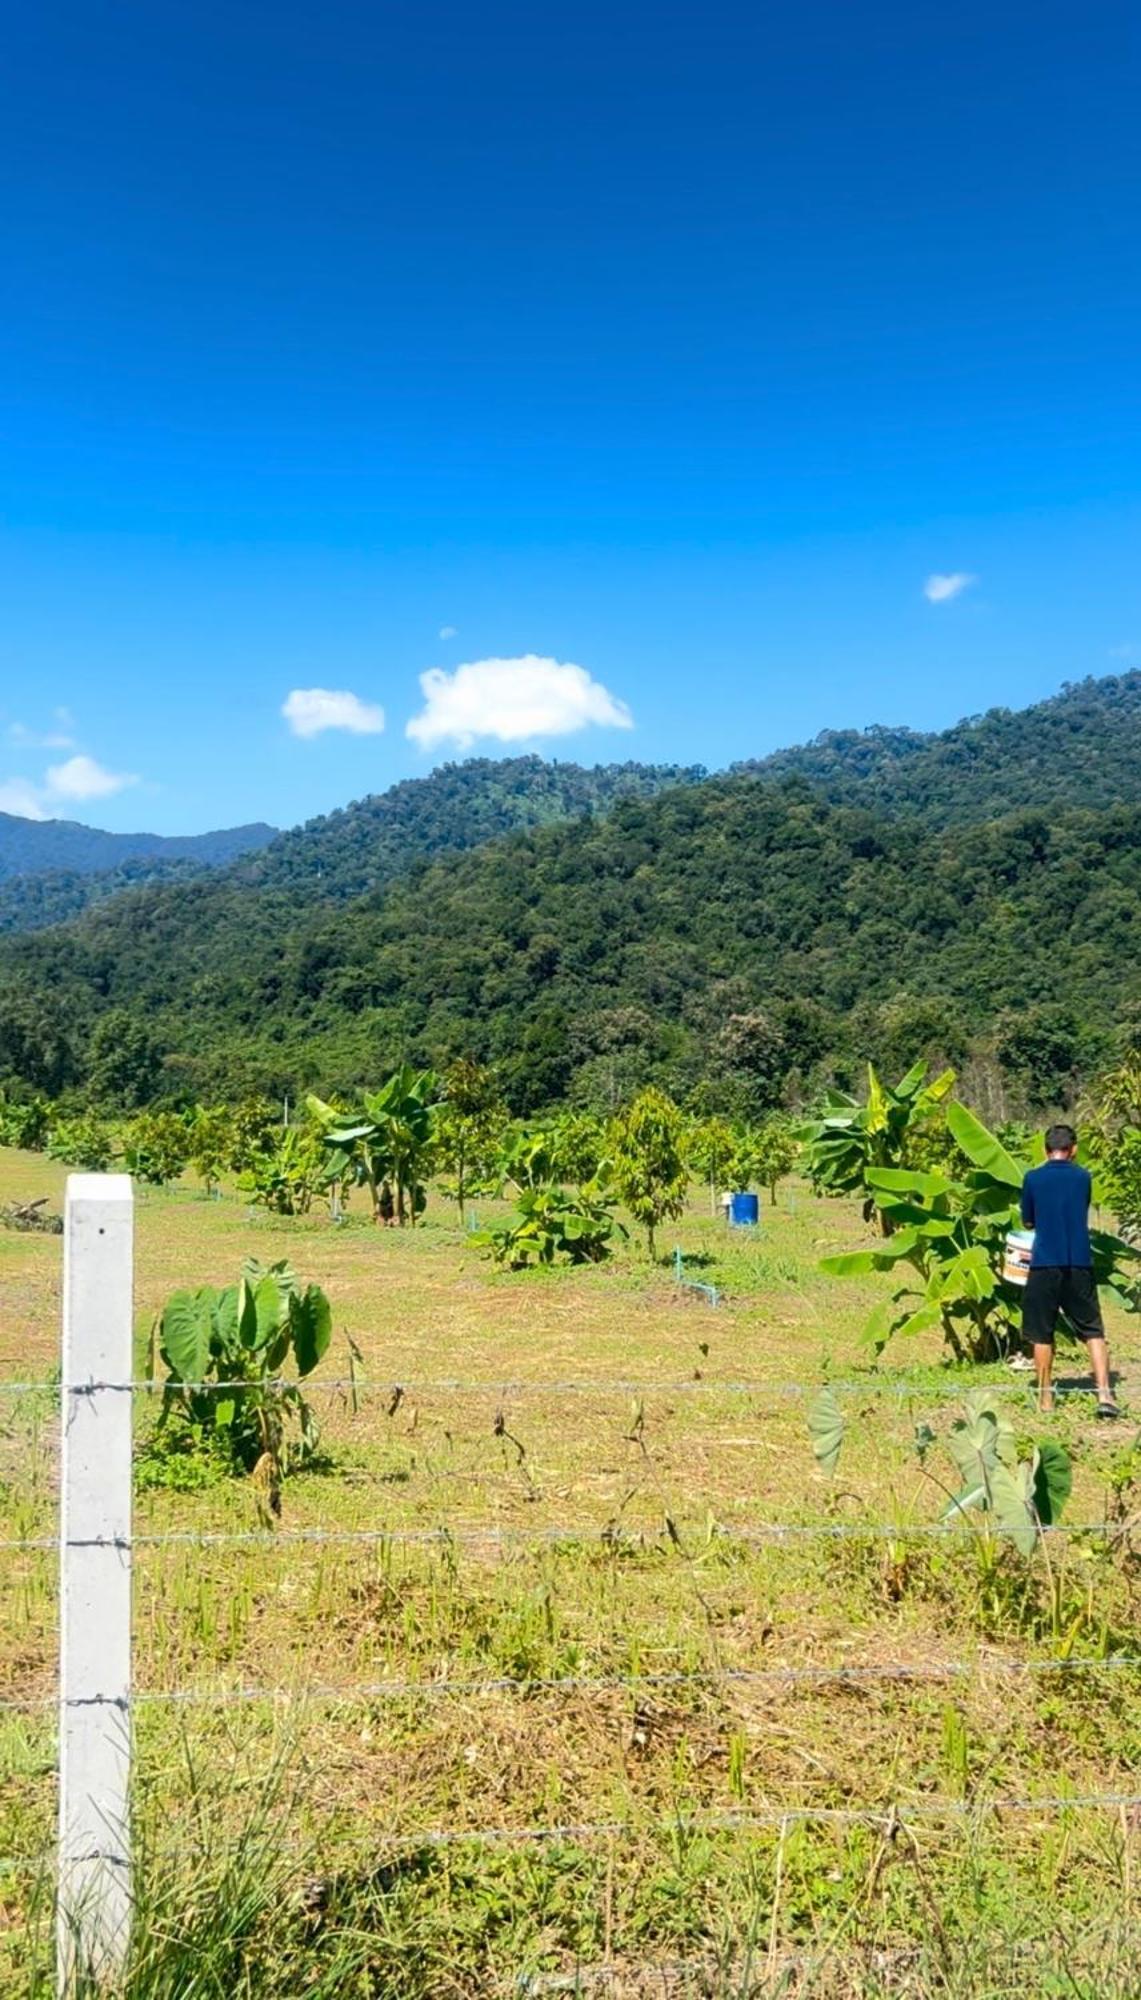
[741, 671, 1141, 824]
[0, 675, 1137, 1111]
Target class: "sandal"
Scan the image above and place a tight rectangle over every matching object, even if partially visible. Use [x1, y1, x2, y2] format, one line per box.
[1096, 1402, 1121, 1421]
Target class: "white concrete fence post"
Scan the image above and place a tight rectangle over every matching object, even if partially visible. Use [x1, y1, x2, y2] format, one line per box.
[57, 1173, 134, 1994]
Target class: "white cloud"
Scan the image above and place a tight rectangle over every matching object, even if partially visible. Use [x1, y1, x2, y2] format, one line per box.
[438, 625, 458, 641]
[7, 720, 77, 750]
[923, 572, 977, 604]
[45, 754, 139, 802]
[282, 688, 386, 739]
[0, 778, 48, 820]
[406, 654, 634, 750]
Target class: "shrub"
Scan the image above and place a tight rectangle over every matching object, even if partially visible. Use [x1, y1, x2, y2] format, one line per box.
[239, 1128, 326, 1215]
[0, 1092, 50, 1151]
[122, 1109, 192, 1186]
[46, 1112, 115, 1171]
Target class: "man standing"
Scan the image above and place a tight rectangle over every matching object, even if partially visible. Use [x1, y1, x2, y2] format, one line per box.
[1020, 1123, 1118, 1417]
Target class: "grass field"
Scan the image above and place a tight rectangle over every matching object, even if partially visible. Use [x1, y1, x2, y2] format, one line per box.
[3, 1146, 1141, 1996]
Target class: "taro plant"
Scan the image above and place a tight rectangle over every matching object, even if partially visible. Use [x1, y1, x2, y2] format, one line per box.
[820, 1098, 1140, 1361]
[809, 1385, 1072, 1559]
[154, 1258, 332, 1496]
[475, 1185, 624, 1269]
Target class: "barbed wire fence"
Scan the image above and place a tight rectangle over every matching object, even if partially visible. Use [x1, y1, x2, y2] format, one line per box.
[6, 1173, 1141, 1992]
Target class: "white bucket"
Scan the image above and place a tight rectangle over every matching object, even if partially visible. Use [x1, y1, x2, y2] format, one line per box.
[1003, 1229, 1034, 1287]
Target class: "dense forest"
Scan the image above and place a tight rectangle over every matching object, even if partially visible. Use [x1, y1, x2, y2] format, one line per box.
[0, 674, 1137, 1114]
[742, 671, 1141, 825]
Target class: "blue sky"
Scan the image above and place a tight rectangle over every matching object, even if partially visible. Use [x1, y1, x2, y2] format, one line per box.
[1, 0, 1138, 832]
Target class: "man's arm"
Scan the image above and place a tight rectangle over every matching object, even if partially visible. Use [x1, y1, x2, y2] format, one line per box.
[1020, 1175, 1035, 1229]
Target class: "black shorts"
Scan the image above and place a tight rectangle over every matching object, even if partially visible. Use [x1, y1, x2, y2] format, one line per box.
[1023, 1266, 1105, 1346]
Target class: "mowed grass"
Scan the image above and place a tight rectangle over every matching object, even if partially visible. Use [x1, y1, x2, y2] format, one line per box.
[2, 1146, 1141, 1996]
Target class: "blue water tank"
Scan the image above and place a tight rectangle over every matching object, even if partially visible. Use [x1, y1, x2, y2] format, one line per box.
[729, 1192, 759, 1226]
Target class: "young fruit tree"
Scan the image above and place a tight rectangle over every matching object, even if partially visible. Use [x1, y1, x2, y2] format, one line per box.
[609, 1087, 689, 1259]
[435, 1058, 507, 1222]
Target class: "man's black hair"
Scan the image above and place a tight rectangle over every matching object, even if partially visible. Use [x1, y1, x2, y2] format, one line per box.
[1044, 1122, 1077, 1153]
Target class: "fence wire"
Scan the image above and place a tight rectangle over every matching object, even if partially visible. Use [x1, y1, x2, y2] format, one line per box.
[0, 1372, 1109, 1400]
[4, 1649, 1141, 1716]
[0, 1513, 1126, 1555]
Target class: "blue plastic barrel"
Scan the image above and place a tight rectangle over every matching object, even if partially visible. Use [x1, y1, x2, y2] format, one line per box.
[729, 1191, 759, 1227]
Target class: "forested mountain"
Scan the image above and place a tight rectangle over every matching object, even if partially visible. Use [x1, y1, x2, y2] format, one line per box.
[2, 782, 1137, 1114]
[740, 672, 1141, 826]
[0, 812, 276, 882]
[0, 760, 704, 934]
[0, 674, 1137, 1113]
[227, 756, 708, 899]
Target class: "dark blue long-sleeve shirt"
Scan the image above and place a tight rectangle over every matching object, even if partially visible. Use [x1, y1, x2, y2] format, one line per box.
[1020, 1159, 1093, 1269]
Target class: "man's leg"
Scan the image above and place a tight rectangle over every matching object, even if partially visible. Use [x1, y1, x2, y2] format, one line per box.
[1023, 1268, 1060, 1413]
[1062, 1270, 1116, 1411]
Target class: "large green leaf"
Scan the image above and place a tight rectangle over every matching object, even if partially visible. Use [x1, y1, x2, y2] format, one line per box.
[236, 1278, 260, 1348]
[946, 1411, 999, 1490]
[919, 1067, 957, 1108]
[961, 1390, 1018, 1468]
[931, 1245, 996, 1304]
[988, 1463, 1037, 1556]
[291, 1285, 332, 1378]
[893, 1059, 929, 1101]
[945, 1103, 1024, 1189]
[1032, 1440, 1073, 1525]
[893, 1301, 944, 1340]
[160, 1288, 214, 1382]
[211, 1284, 241, 1359]
[325, 1120, 377, 1146]
[820, 1227, 922, 1277]
[865, 1166, 956, 1197]
[253, 1274, 286, 1352]
[808, 1388, 845, 1476]
[860, 1297, 895, 1353]
[866, 1064, 890, 1131]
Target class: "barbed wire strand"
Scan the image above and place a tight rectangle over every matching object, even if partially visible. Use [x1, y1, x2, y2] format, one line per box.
[7, 1792, 1141, 1872]
[4, 1651, 1141, 1716]
[0, 1373, 1113, 1402]
[0, 1513, 1126, 1555]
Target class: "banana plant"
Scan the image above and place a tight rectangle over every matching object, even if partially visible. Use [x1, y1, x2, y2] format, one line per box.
[315, 1065, 439, 1224]
[800, 1061, 956, 1235]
